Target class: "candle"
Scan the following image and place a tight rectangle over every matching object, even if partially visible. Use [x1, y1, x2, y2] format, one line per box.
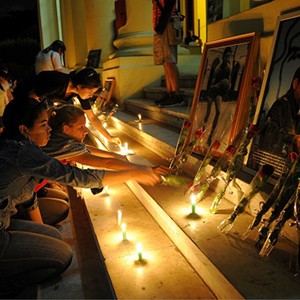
[136, 242, 143, 261]
[138, 114, 142, 121]
[191, 193, 196, 214]
[103, 185, 109, 194]
[124, 142, 128, 154]
[121, 223, 127, 240]
[117, 210, 122, 225]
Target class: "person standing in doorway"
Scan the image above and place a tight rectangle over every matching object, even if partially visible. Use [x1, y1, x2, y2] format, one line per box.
[152, 0, 184, 107]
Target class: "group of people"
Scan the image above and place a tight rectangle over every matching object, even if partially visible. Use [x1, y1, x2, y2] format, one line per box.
[0, 40, 169, 298]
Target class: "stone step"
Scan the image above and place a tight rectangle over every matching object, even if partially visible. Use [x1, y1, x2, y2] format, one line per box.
[143, 86, 195, 105]
[159, 74, 198, 88]
[124, 98, 190, 129]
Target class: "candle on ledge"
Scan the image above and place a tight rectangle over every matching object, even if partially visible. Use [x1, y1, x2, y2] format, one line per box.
[121, 223, 127, 240]
[124, 142, 128, 154]
[117, 210, 122, 226]
[103, 185, 109, 194]
[136, 242, 143, 261]
[191, 193, 196, 214]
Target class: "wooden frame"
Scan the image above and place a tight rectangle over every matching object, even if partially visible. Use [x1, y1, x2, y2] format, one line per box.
[247, 11, 300, 177]
[183, 32, 259, 156]
[103, 78, 115, 105]
[86, 49, 102, 68]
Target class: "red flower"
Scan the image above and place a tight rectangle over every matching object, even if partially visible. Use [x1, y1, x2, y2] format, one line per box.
[251, 76, 262, 90]
[195, 128, 205, 139]
[211, 140, 221, 150]
[288, 152, 298, 163]
[184, 120, 191, 129]
[247, 124, 259, 139]
[225, 145, 235, 155]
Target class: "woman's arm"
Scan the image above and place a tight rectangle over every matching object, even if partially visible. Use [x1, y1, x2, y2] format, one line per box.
[86, 145, 128, 161]
[84, 109, 121, 145]
[102, 166, 165, 187]
[68, 151, 141, 171]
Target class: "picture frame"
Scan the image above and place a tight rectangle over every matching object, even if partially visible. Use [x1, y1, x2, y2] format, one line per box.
[247, 11, 300, 178]
[182, 32, 259, 158]
[86, 49, 102, 68]
[92, 78, 116, 114]
[103, 78, 115, 105]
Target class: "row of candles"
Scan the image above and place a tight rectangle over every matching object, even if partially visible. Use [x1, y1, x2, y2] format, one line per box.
[117, 209, 143, 261]
[115, 193, 197, 262]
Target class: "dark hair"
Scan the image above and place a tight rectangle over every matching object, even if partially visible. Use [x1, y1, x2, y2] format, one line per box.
[223, 47, 232, 59]
[69, 67, 101, 89]
[48, 105, 84, 132]
[43, 40, 66, 54]
[1, 98, 48, 140]
[293, 67, 300, 81]
[0, 65, 9, 79]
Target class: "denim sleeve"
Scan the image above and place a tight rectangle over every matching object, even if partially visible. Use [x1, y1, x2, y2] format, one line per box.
[18, 142, 104, 189]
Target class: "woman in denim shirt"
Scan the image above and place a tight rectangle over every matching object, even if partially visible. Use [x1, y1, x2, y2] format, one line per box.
[0, 98, 162, 297]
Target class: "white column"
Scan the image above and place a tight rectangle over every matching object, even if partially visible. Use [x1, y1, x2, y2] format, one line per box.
[111, 0, 153, 58]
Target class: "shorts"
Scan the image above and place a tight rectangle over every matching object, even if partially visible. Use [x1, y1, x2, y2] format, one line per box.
[153, 30, 178, 65]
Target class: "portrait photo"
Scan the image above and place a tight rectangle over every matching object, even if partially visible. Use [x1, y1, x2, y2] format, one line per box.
[247, 11, 300, 177]
[186, 32, 259, 156]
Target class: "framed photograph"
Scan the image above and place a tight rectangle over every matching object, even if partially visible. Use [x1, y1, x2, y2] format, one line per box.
[183, 32, 259, 158]
[247, 11, 300, 178]
[86, 49, 102, 68]
[92, 78, 115, 114]
[103, 78, 115, 105]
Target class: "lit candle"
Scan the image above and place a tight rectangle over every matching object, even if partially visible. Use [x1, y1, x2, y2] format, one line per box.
[121, 223, 127, 240]
[103, 185, 109, 194]
[138, 114, 142, 122]
[117, 210, 122, 226]
[136, 242, 143, 261]
[191, 193, 196, 214]
[124, 142, 128, 154]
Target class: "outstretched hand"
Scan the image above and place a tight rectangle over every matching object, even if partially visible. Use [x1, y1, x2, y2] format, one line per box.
[152, 165, 170, 176]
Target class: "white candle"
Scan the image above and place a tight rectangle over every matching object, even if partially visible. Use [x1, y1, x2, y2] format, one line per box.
[191, 193, 196, 214]
[124, 142, 128, 153]
[136, 242, 143, 261]
[103, 185, 109, 194]
[117, 210, 122, 226]
[121, 223, 127, 240]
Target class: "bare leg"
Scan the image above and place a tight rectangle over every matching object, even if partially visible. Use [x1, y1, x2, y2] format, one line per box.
[164, 62, 179, 94]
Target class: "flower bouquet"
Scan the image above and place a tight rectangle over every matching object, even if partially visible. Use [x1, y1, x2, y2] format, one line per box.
[259, 179, 300, 258]
[209, 124, 259, 214]
[242, 152, 298, 241]
[185, 138, 222, 202]
[170, 124, 206, 175]
[161, 174, 192, 188]
[218, 163, 274, 234]
[254, 153, 300, 249]
[169, 120, 192, 174]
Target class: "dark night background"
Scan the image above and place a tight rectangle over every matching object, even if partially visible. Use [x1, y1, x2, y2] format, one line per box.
[0, 0, 40, 79]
